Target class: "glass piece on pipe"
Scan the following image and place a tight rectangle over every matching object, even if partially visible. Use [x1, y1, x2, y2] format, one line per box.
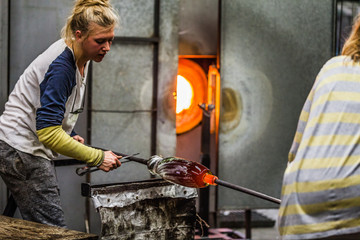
[147, 155, 218, 188]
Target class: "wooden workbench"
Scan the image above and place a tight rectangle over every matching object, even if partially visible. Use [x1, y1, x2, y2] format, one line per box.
[0, 215, 98, 240]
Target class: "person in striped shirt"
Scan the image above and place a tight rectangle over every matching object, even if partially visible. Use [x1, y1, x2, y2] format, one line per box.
[278, 14, 360, 240]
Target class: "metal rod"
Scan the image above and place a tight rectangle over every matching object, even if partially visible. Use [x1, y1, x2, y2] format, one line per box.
[151, 0, 160, 157]
[113, 36, 159, 43]
[244, 209, 252, 239]
[89, 146, 149, 165]
[199, 103, 213, 236]
[109, 151, 148, 165]
[76, 153, 140, 176]
[86, 146, 281, 204]
[90, 109, 156, 113]
[215, 179, 281, 204]
[85, 61, 93, 234]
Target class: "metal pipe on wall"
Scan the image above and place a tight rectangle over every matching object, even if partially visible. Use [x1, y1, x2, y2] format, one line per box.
[0, 0, 9, 114]
[0, 0, 10, 214]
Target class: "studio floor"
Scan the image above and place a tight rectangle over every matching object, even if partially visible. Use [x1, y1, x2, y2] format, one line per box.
[234, 209, 280, 240]
[242, 227, 280, 240]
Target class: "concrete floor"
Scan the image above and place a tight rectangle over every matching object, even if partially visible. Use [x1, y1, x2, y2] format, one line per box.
[195, 227, 280, 239]
[248, 209, 280, 240]
[234, 209, 281, 240]
[242, 227, 280, 240]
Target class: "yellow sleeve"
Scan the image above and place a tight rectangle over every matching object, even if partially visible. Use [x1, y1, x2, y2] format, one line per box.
[37, 125, 104, 166]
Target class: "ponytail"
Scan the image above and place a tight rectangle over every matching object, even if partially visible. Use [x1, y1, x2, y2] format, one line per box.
[61, 0, 119, 42]
[342, 14, 360, 62]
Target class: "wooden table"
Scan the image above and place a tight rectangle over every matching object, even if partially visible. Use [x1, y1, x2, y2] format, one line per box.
[0, 215, 98, 240]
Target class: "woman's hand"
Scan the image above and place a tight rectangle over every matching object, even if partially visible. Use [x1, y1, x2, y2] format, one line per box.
[72, 135, 85, 144]
[98, 151, 122, 172]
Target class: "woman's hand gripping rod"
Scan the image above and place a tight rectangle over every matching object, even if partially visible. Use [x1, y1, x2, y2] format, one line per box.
[76, 152, 140, 176]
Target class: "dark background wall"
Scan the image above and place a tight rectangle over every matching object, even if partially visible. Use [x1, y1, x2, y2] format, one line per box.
[218, 0, 333, 208]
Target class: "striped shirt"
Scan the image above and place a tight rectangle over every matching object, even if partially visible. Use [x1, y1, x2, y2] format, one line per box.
[278, 56, 360, 239]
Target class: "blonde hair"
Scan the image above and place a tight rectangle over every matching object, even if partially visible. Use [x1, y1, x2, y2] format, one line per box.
[342, 14, 360, 62]
[61, 0, 119, 42]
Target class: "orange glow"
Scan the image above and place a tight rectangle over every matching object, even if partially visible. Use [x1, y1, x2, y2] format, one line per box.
[207, 65, 221, 136]
[176, 58, 207, 134]
[176, 75, 194, 114]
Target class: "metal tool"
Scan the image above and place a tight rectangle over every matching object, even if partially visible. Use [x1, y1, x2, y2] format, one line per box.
[76, 153, 140, 176]
[75, 148, 280, 204]
[214, 179, 281, 204]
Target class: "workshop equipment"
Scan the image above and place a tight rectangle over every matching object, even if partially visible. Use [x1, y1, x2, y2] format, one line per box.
[148, 155, 281, 204]
[77, 148, 280, 204]
[82, 179, 197, 240]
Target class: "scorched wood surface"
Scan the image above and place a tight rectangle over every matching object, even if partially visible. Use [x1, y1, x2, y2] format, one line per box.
[0, 215, 97, 240]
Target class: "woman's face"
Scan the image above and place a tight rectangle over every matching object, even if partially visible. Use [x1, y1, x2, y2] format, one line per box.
[79, 23, 115, 62]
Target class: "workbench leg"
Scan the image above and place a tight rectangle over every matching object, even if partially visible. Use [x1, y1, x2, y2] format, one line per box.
[244, 209, 252, 239]
[3, 194, 17, 217]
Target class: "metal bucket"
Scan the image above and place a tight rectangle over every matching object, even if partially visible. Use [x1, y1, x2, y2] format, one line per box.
[82, 179, 198, 240]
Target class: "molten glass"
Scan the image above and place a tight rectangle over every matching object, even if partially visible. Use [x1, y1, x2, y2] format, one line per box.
[147, 155, 218, 188]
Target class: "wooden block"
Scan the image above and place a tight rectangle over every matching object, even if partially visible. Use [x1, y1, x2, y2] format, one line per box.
[0, 215, 97, 240]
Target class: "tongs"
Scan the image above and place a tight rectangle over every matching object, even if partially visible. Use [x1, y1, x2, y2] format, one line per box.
[75, 153, 140, 176]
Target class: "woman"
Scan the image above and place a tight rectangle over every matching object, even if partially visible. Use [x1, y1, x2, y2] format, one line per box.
[278, 13, 360, 240]
[0, 0, 120, 228]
